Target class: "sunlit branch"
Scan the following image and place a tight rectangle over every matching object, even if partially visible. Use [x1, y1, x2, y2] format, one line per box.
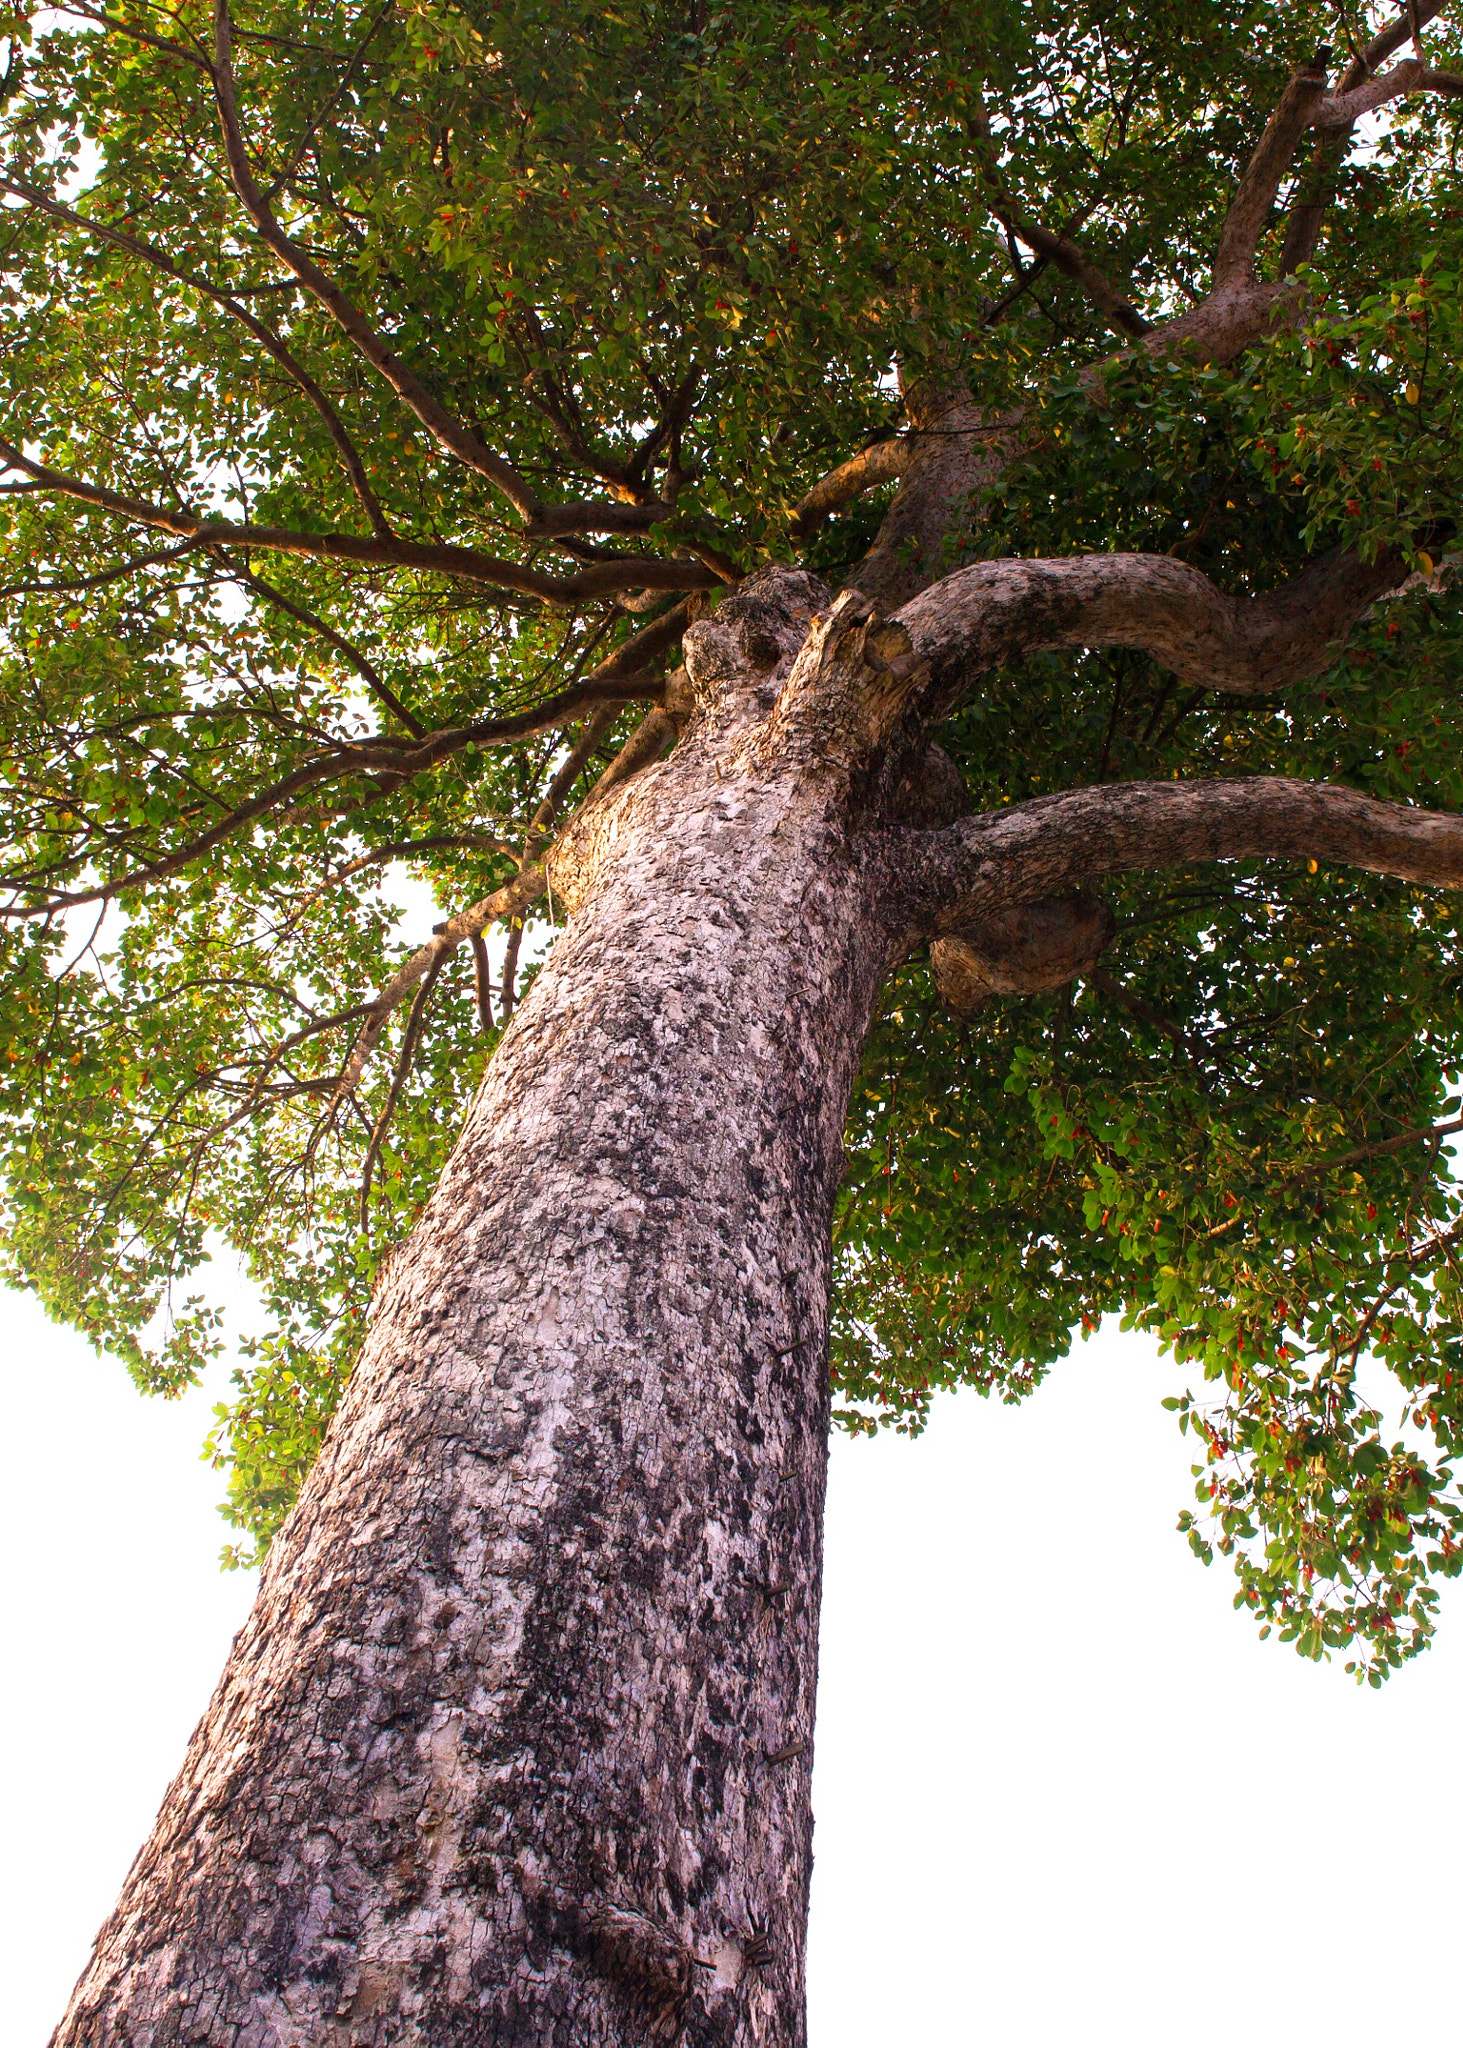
[1279, 1114, 1463, 1181]
[359, 950, 442, 1225]
[1313, 56, 1463, 129]
[792, 438, 909, 536]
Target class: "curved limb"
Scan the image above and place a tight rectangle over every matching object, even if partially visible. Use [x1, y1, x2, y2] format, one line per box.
[901, 776, 1463, 941]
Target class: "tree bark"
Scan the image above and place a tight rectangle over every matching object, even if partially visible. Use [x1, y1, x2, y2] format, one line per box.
[54, 555, 1463, 2047]
[54, 575, 901, 2048]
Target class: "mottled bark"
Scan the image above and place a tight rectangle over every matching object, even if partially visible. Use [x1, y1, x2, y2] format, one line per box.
[54, 573, 905, 2048]
[54, 553, 1463, 2048]
[908, 775, 1463, 929]
[896, 545, 1415, 708]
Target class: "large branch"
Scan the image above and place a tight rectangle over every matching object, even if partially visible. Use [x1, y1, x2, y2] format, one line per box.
[792, 437, 910, 536]
[1283, 4, 1455, 269]
[1312, 55, 1463, 127]
[909, 777, 1463, 935]
[896, 543, 1412, 715]
[1212, 54, 1331, 288]
[0, 440, 714, 605]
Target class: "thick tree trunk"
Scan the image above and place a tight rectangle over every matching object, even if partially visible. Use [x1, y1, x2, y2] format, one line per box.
[55, 577, 904, 2046]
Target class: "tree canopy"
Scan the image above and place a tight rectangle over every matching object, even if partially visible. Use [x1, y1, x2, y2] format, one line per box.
[3, 0, 1463, 1684]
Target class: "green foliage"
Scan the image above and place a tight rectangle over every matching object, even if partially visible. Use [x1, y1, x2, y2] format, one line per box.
[0, 0, 1462, 1682]
[833, 316, 1463, 1679]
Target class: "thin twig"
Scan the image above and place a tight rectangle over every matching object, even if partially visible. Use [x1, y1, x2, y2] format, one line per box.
[470, 932, 495, 1033]
[358, 952, 442, 1224]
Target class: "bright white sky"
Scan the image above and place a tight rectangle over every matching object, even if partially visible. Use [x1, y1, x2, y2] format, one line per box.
[4, 1282, 1462, 2046]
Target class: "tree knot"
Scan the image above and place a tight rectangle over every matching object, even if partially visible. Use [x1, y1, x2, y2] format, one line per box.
[681, 567, 828, 709]
[932, 892, 1115, 1017]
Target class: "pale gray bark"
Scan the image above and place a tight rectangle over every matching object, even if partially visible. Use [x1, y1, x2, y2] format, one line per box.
[896, 545, 1412, 707]
[53, 558, 1463, 2048]
[54, 572, 899, 2048]
[908, 776, 1463, 931]
[29, 20, 1463, 2038]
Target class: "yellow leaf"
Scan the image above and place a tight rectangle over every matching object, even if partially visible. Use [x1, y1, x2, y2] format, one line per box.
[1405, 381, 1420, 404]
[1418, 551, 1435, 575]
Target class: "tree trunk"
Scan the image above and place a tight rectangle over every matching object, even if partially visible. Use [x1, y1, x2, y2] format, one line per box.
[55, 575, 905, 2046]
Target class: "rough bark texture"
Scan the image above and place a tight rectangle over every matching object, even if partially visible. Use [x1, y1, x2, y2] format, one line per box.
[909, 775, 1463, 924]
[53, 543, 1463, 2047]
[54, 573, 905, 2048]
[897, 546, 1413, 707]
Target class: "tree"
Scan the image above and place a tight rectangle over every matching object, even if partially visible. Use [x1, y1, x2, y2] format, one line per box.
[5, 0, 1463, 2036]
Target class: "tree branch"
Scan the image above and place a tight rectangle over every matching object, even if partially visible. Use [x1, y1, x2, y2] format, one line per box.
[0, 438, 715, 605]
[359, 948, 442, 1225]
[523, 702, 620, 859]
[333, 655, 693, 1091]
[1213, 54, 1331, 288]
[1002, 212, 1152, 337]
[269, 835, 517, 935]
[1088, 965, 1210, 1068]
[228, 561, 423, 733]
[0, 661, 665, 918]
[963, 92, 1152, 340]
[1280, 1114, 1463, 1182]
[0, 536, 202, 596]
[267, 0, 393, 201]
[897, 542, 1414, 717]
[1282, 6, 1448, 271]
[335, 863, 546, 1097]
[792, 438, 909, 536]
[909, 777, 1463, 937]
[470, 932, 495, 1033]
[211, 0, 541, 521]
[60, 2, 212, 72]
[205, 0, 684, 545]
[0, 173, 392, 539]
[1313, 45, 1463, 130]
